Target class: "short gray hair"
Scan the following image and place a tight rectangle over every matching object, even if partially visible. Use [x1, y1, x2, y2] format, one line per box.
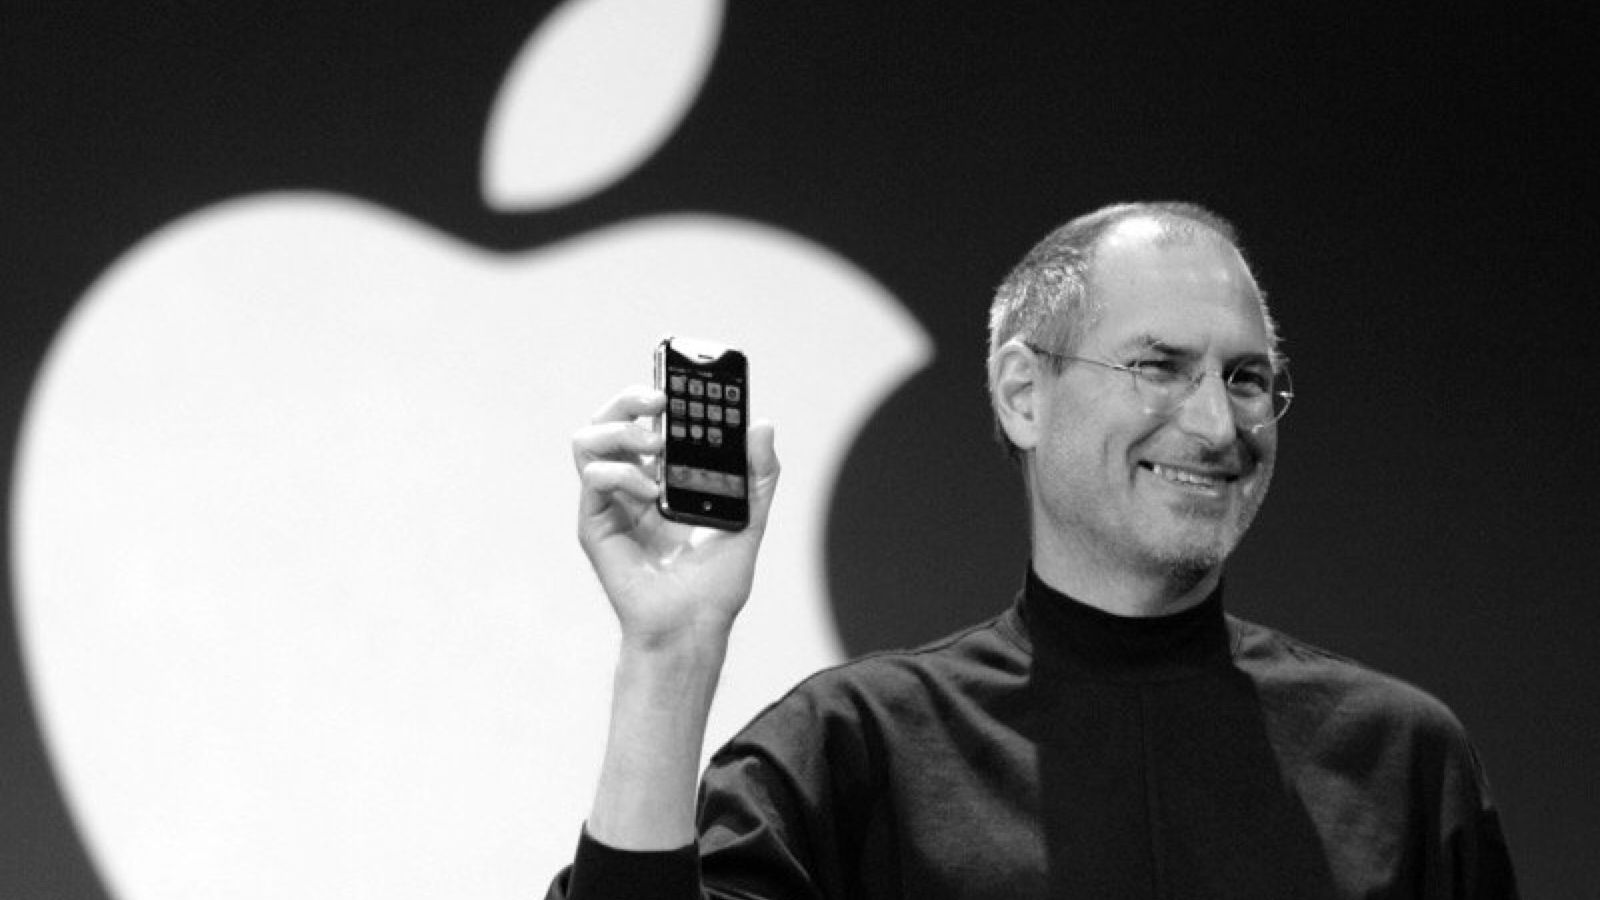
[986, 201, 1278, 459]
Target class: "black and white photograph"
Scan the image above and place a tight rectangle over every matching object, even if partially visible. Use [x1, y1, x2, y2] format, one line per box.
[3, 2, 1593, 897]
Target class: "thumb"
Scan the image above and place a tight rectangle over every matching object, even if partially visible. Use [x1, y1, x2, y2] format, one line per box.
[745, 419, 780, 533]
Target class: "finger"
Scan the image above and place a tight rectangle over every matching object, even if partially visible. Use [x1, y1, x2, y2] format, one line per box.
[744, 419, 781, 533]
[588, 385, 665, 425]
[578, 459, 661, 517]
[572, 419, 664, 471]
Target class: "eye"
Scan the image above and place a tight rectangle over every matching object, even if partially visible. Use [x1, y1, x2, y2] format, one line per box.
[1129, 356, 1182, 382]
[1226, 364, 1274, 396]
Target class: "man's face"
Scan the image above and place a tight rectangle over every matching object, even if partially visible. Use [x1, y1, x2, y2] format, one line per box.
[1028, 222, 1277, 583]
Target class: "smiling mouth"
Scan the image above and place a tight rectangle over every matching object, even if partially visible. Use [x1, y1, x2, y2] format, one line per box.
[1142, 462, 1238, 490]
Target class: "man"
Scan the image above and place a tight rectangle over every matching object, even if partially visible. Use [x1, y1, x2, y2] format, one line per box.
[549, 202, 1518, 898]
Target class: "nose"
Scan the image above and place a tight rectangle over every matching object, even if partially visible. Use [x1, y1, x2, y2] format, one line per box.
[1172, 371, 1237, 446]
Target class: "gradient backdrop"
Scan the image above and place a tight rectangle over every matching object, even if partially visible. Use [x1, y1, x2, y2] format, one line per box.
[3, 2, 1595, 898]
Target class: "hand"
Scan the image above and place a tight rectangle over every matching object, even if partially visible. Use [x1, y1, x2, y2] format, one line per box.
[572, 385, 780, 652]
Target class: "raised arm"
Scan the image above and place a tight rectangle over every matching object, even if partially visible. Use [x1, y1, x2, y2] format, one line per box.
[572, 385, 780, 850]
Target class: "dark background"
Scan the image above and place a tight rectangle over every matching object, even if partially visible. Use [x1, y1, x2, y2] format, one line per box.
[3, 2, 1594, 897]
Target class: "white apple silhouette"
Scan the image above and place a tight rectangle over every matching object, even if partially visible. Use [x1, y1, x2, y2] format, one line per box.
[11, 2, 930, 898]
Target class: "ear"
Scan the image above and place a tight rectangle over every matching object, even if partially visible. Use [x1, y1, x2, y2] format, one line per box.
[990, 338, 1047, 453]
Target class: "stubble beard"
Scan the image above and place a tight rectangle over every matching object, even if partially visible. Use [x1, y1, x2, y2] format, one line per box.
[1029, 449, 1273, 600]
[1148, 466, 1272, 593]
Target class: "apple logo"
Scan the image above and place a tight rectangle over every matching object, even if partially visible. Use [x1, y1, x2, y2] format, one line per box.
[10, 1, 930, 897]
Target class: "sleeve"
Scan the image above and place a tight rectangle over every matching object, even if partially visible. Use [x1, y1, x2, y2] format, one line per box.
[544, 678, 868, 900]
[1438, 742, 1519, 900]
[690, 668, 887, 900]
[544, 828, 701, 900]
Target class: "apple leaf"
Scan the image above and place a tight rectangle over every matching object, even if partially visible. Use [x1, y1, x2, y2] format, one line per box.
[481, 0, 724, 211]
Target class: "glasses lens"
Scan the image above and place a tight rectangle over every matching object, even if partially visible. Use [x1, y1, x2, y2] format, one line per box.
[1268, 364, 1294, 424]
[1131, 361, 1293, 429]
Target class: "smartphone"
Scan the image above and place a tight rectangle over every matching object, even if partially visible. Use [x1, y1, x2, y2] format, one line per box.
[654, 336, 749, 531]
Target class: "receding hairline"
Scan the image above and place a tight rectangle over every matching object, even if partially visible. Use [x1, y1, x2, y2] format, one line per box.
[1091, 208, 1243, 266]
[1090, 212, 1261, 292]
[987, 202, 1254, 351]
[1072, 208, 1270, 344]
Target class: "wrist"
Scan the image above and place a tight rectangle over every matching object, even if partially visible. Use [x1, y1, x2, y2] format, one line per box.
[613, 630, 728, 713]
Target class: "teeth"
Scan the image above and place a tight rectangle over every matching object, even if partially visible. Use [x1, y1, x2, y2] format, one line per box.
[1151, 464, 1222, 487]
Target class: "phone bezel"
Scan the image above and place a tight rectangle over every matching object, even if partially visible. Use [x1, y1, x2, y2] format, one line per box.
[654, 336, 750, 531]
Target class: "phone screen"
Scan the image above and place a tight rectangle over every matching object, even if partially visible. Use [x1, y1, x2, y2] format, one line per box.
[655, 337, 749, 530]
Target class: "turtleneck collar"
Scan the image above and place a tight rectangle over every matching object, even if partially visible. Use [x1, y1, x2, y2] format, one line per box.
[1007, 566, 1237, 683]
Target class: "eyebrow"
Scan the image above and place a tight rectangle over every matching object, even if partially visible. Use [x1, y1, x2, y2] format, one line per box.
[1113, 333, 1188, 357]
[1113, 333, 1274, 366]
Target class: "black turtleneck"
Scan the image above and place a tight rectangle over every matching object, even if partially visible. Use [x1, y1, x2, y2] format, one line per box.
[551, 570, 1518, 899]
[1010, 566, 1234, 682]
